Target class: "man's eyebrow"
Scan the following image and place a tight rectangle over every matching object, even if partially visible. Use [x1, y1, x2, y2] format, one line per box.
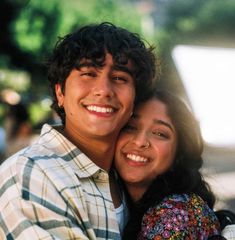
[153, 119, 174, 132]
[113, 65, 134, 77]
[76, 62, 134, 77]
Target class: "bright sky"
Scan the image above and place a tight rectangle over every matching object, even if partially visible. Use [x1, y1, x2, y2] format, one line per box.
[172, 45, 235, 148]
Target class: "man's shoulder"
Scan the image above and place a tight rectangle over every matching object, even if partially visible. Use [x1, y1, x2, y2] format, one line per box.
[0, 140, 84, 201]
[0, 130, 70, 181]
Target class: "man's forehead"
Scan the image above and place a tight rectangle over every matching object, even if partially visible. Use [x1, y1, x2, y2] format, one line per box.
[79, 56, 135, 71]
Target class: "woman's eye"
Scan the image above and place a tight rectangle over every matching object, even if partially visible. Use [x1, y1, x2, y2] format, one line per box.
[153, 131, 168, 139]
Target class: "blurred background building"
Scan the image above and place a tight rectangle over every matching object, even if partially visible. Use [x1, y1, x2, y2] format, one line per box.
[0, 0, 234, 210]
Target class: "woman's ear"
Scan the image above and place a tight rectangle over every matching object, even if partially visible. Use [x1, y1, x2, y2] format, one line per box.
[55, 84, 64, 107]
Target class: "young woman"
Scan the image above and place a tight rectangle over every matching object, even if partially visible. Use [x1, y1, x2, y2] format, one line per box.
[115, 90, 221, 239]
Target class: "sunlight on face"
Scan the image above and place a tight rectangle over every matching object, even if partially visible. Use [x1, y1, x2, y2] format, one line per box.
[172, 45, 235, 147]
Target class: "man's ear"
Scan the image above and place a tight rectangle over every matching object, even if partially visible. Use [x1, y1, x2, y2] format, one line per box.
[55, 84, 64, 107]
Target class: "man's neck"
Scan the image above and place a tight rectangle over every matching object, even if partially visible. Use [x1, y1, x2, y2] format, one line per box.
[63, 128, 116, 171]
[80, 140, 115, 171]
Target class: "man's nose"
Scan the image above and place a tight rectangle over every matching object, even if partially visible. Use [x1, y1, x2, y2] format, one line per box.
[93, 75, 114, 98]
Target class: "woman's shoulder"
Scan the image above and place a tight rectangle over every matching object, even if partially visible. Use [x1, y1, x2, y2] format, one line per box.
[160, 193, 214, 212]
[148, 193, 219, 223]
[161, 192, 207, 204]
[138, 193, 220, 239]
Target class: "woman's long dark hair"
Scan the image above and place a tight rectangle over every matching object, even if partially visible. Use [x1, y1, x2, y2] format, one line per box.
[122, 90, 216, 240]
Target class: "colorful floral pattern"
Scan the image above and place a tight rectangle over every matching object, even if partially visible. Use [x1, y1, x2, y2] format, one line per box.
[137, 194, 220, 239]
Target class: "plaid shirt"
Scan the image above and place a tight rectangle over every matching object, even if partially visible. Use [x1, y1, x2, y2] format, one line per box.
[0, 124, 121, 240]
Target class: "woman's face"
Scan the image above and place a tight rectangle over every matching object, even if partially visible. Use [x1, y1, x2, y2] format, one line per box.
[115, 98, 178, 192]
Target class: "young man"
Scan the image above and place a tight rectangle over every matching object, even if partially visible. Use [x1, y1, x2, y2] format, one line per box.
[0, 22, 156, 239]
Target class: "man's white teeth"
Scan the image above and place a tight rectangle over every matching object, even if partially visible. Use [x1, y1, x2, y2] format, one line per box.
[87, 106, 114, 113]
[127, 154, 147, 163]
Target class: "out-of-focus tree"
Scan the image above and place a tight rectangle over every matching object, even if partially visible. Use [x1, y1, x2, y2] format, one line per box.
[163, 0, 235, 43]
[59, 0, 142, 34]
[12, 1, 61, 64]
[154, 0, 235, 94]
[0, 0, 62, 99]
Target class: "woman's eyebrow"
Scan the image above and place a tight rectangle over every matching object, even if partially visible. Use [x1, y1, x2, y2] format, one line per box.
[153, 119, 174, 132]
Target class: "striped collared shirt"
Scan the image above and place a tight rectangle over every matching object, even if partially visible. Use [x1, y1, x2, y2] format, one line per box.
[0, 124, 120, 240]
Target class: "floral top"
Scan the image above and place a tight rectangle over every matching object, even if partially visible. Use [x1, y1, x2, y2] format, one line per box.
[137, 193, 220, 240]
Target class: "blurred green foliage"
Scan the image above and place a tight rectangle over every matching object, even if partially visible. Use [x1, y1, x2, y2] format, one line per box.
[159, 0, 234, 52]
[0, 69, 30, 91]
[13, 0, 60, 55]
[29, 100, 51, 126]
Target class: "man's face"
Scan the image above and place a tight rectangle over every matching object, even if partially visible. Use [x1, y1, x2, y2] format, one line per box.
[55, 53, 135, 141]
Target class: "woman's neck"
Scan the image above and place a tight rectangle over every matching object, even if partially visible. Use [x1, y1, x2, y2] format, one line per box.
[126, 184, 148, 202]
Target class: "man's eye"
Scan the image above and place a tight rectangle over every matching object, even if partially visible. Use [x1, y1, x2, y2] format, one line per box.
[81, 72, 96, 77]
[113, 76, 128, 82]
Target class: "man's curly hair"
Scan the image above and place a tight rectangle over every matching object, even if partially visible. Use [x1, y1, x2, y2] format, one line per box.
[47, 22, 157, 124]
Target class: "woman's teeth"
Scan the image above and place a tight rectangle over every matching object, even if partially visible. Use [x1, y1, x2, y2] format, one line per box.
[126, 154, 147, 163]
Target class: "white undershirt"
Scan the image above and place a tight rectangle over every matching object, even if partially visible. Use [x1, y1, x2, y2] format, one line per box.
[115, 198, 129, 234]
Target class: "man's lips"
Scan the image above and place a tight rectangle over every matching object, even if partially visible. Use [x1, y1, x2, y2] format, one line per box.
[82, 104, 118, 115]
[86, 105, 115, 113]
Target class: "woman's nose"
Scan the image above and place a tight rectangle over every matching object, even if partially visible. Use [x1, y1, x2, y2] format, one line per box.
[132, 132, 150, 149]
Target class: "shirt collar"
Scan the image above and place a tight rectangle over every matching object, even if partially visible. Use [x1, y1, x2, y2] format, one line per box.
[40, 124, 107, 179]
